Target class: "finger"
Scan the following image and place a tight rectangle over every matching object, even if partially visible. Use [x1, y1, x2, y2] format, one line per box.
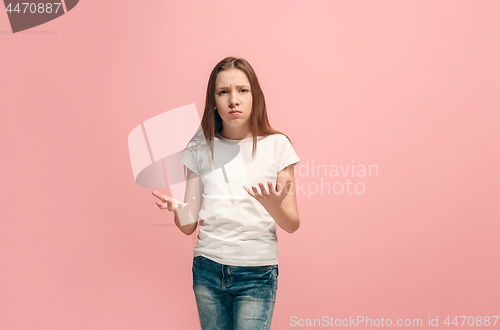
[259, 183, 269, 196]
[252, 186, 263, 198]
[281, 179, 292, 195]
[185, 196, 196, 207]
[243, 186, 256, 198]
[152, 191, 167, 203]
[267, 181, 275, 193]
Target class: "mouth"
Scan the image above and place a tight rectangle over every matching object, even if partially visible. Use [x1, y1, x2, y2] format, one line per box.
[229, 111, 241, 114]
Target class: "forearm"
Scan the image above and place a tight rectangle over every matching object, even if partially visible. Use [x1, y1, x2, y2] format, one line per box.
[266, 204, 300, 234]
[174, 210, 197, 235]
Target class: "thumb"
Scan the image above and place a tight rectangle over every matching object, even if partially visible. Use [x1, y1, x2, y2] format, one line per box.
[186, 196, 196, 206]
[178, 197, 196, 211]
[281, 179, 292, 196]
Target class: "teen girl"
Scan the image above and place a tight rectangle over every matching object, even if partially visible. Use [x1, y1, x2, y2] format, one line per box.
[152, 57, 301, 330]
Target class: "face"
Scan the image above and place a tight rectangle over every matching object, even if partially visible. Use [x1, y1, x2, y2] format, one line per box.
[214, 68, 253, 132]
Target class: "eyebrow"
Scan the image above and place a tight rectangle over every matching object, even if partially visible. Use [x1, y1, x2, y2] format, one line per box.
[215, 85, 250, 91]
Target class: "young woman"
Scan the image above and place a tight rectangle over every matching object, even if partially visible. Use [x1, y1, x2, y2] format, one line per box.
[152, 57, 301, 330]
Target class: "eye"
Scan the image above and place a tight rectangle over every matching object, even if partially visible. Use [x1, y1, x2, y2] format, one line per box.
[240, 89, 249, 93]
[218, 90, 228, 95]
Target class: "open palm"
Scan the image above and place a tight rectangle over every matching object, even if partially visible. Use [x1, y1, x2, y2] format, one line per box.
[243, 179, 292, 211]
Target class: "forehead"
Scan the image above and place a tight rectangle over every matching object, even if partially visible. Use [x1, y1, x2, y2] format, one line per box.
[215, 68, 250, 87]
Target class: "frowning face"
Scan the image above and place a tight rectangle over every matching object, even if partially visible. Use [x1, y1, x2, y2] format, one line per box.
[214, 68, 253, 135]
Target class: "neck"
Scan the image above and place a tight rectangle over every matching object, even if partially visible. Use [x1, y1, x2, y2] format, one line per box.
[220, 126, 252, 140]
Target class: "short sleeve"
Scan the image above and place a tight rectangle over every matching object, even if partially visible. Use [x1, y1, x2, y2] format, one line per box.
[276, 134, 300, 172]
[179, 143, 200, 175]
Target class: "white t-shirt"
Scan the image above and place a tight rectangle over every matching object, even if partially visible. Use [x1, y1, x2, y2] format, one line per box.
[179, 133, 300, 266]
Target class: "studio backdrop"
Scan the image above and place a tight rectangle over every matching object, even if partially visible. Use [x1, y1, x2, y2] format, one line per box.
[1, 1, 498, 329]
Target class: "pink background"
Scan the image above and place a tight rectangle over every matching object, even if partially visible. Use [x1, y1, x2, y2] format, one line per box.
[1, 1, 499, 329]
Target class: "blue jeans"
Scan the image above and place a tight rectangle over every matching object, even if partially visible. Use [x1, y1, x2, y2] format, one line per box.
[192, 256, 278, 330]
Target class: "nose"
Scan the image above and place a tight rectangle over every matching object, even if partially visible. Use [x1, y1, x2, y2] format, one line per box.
[229, 93, 239, 109]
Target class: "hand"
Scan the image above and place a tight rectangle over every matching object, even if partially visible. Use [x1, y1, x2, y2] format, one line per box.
[152, 191, 197, 225]
[152, 190, 181, 212]
[243, 179, 292, 211]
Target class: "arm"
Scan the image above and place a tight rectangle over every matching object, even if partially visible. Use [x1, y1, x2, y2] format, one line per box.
[244, 165, 300, 234]
[174, 167, 203, 235]
[269, 165, 300, 233]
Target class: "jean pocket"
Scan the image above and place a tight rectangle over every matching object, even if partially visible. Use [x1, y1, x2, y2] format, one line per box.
[240, 265, 273, 272]
[192, 256, 206, 269]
